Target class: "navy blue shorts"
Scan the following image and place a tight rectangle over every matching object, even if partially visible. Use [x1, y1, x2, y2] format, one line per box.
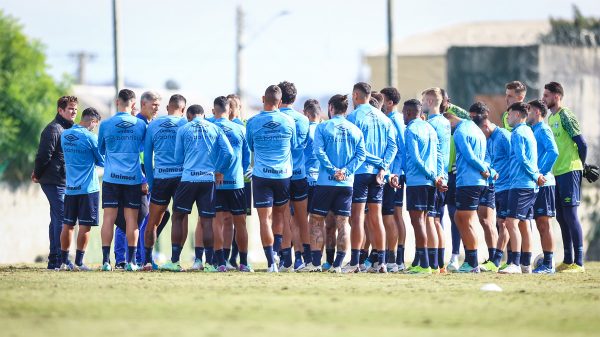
[215, 188, 246, 216]
[290, 178, 309, 202]
[405, 185, 435, 211]
[244, 181, 252, 215]
[310, 185, 353, 217]
[555, 171, 582, 206]
[382, 185, 403, 215]
[534, 186, 556, 218]
[307, 184, 316, 213]
[102, 181, 142, 209]
[446, 172, 456, 205]
[455, 186, 486, 211]
[150, 177, 181, 206]
[252, 176, 290, 208]
[173, 181, 216, 217]
[495, 190, 509, 219]
[428, 190, 446, 217]
[352, 174, 384, 204]
[506, 188, 538, 220]
[478, 185, 496, 209]
[64, 192, 99, 226]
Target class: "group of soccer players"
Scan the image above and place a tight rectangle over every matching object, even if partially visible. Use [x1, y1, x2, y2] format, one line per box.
[56, 79, 592, 274]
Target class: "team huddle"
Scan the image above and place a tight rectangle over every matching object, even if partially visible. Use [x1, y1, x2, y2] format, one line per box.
[44, 79, 598, 274]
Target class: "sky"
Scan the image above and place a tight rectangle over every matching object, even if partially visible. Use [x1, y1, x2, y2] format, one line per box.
[2, 0, 600, 101]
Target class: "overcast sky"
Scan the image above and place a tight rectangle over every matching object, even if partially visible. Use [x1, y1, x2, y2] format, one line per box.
[3, 0, 600, 100]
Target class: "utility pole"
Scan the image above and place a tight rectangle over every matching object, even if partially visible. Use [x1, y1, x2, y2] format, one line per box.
[386, 0, 397, 88]
[235, 5, 245, 101]
[70, 51, 96, 85]
[113, 0, 123, 100]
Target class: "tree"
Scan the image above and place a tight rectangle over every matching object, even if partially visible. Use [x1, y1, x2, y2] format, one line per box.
[541, 5, 600, 47]
[0, 11, 69, 184]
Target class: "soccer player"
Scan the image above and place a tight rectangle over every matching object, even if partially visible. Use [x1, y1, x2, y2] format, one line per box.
[543, 81, 588, 273]
[422, 88, 451, 273]
[59, 107, 103, 271]
[99, 89, 147, 271]
[306, 94, 366, 273]
[379, 87, 406, 272]
[227, 94, 246, 126]
[444, 108, 489, 273]
[171, 104, 234, 271]
[527, 99, 559, 274]
[277, 81, 311, 271]
[246, 85, 297, 272]
[33, 96, 77, 270]
[142, 94, 188, 271]
[210, 96, 252, 272]
[344, 82, 397, 273]
[499, 102, 543, 274]
[501, 81, 527, 131]
[470, 102, 509, 273]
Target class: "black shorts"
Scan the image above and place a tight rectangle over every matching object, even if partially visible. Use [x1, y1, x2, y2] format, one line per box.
[352, 174, 384, 204]
[310, 185, 353, 217]
[455, 186, 486, 211]
[555, 171, 582, 206]
[115, 195, 149, 232]
[534, 186, 556, 218]
[102, 181, 142, 209]
[307, 184, 316, 213]
[252, 176, 290, 208]
[405, 185, 435, 211]
[506, 188, 538, 220]
[64, 192, 99, 226]
[446, 172, 456, 206]
[382, 185, 404, 215]
[495, 190, 509, 219]
[150, 177, 181, 206]
[173, 181, 216, 217]
[215, 188, 247, 216]
[244, 181, 252, 215]
[427, 190, 446, 218]
[290, 178, 309, 202]
[478, 185, 496, 209]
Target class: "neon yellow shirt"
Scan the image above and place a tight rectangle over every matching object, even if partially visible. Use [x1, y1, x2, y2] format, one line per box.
[548, 107, 583, 175]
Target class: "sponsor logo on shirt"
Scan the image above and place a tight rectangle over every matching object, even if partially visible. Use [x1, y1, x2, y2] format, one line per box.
[64, 134, 79, 142]
[263, 167, 287, 174]
[110, 173, 136, 180]
[159, 121, 178, 128]
[263, 121, 281, 129]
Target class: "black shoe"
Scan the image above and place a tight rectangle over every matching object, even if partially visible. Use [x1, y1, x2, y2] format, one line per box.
[115, 262, 126, 270]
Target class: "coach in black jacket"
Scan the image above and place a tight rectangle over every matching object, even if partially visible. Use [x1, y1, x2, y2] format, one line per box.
[32, 96, 77, 269]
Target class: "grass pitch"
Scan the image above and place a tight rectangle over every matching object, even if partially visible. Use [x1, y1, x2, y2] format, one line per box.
[0, 263, 599, 337]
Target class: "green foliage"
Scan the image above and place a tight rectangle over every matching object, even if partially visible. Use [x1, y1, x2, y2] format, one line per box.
[0, 10, 69, 183]
[541, 5, 600, 47]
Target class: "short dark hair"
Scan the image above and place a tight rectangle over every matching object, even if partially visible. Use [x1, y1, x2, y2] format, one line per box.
[57, 96, 78, 110]
[505, 81, 527, 95]
[277, 81, 297, 104]
[528, 99, 548, 117]
[370, 92, 384, 109]
[187, 104, 204, 116]
[169, 94, 186, 107]
[118, 89, 136, 104]
[404, 99, 422, 111]
[81, 107, 101, 121]
[264, 85, 282, 106]
[544, 81, 564, 97]
[303, 99, 321, 118]
[380, 87, 401, 105]
[353, 82, 371, 96]
[508, 102, 529, 118]
[328, 94, 349, 114]
[213, 96, 229, 112]
[469, 101, 490, 115]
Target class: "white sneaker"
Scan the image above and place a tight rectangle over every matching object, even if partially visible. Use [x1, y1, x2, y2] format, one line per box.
[298, 262, 314, 272]
[341, 263, 360, 274]
[447, 260, 460, 273]
[279, 264, 294, 272]
[329, 266, 342, 273]
[294, 262, 306, 272]
[499, 263, 522, 274]
[190, 258, 204, 271]
[306, 264, 322, 272]
[225, 261, 236, 271]
[267, 263, 279, 273]
[368, 262, 388, 273]
[521, 265, 532, 274]
[358, 264, 368, 272]
[273, 252, 280, 266]
[386, 263, 399, 273]
[397, 263, 406, 272]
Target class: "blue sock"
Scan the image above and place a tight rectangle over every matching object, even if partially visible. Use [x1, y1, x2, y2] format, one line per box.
[563, 247, 574, 264]
[574, 246, 584, 267]
[230, 238, 239, 263]
[311, 250, 322, 267]
[273, 234, 283, 255]
[368, 250, 378, 264]
[60, 250, 69, 264]
[294, 250, 302, 263]
[102, 246, 110, 264]
[239, 251, 248, 266]
[171, 245, 182, 263]
[521, 252, 532, 266]
[326, 248, 335, 264]
[396, 245, 405, 265]
[492, 250, 503, 267]
[144, 246, 153, 265]
[428, 248, 438, 269]
[127, 246, 136, 263]
[437, 248, 445, 268]
[75, 250, 84, 266]
[263, 246, 274, 267]
[448, 204, 461, 254]
[386, 250, 396, 264]
[194, 246, 204, 261]
[512, 251, 521, 266]
[416, 248, 428, 268]
[543, 251, 553, 268]
[350, 249, 360, 266]
[282, 248, 293, 268]
[556, 206, 573, 264]
[377, 250, 385, 265]
[564, 206, 584, 266]
[302, 244, 311, 264]
[216, 249, 226, 267]
[359, 249, 368, 264]
[223, 248, 231, 261]
[466, 249, 478, 267]
[333, 251, 346, 268]
[205, 247, 214, 265]
[488, 248, 496, 261]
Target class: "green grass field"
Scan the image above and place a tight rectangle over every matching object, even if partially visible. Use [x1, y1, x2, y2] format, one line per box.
[1, 263, 599, 337]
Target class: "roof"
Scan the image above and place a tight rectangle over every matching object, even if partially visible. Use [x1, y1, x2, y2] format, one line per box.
[367, 20, 551, 56]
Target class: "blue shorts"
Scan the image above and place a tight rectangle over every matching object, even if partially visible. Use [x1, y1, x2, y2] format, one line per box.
[307, 184, 316, 213]
[150, 177, 181, 206]
[290, 178, 309, 202]
[352, 174, 384, 204]
[244, 181, 252, 215]
[215, 188, 246, 216]
[173, 181, 216, 217]
[382, 184, 403, 215]
[495, 190, 509, 219]
[406, 185, 435, 211]
[555, 171, 581, 206]
[310, 185, 353, 217]
[252, 176, 290, 208]
[64, 192, 99, 226]
[478, 185, 496, 209]
[428, 190, 446, 217]
[102, 182, 142, 209]
[534, 186, 556, 218]
[506, 188, 538, 220]
[446, 172, 456, 205]
[455, 186, 486, 211]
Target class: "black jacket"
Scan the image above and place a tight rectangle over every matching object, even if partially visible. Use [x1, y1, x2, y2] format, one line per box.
[33, 113, 74, 185]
